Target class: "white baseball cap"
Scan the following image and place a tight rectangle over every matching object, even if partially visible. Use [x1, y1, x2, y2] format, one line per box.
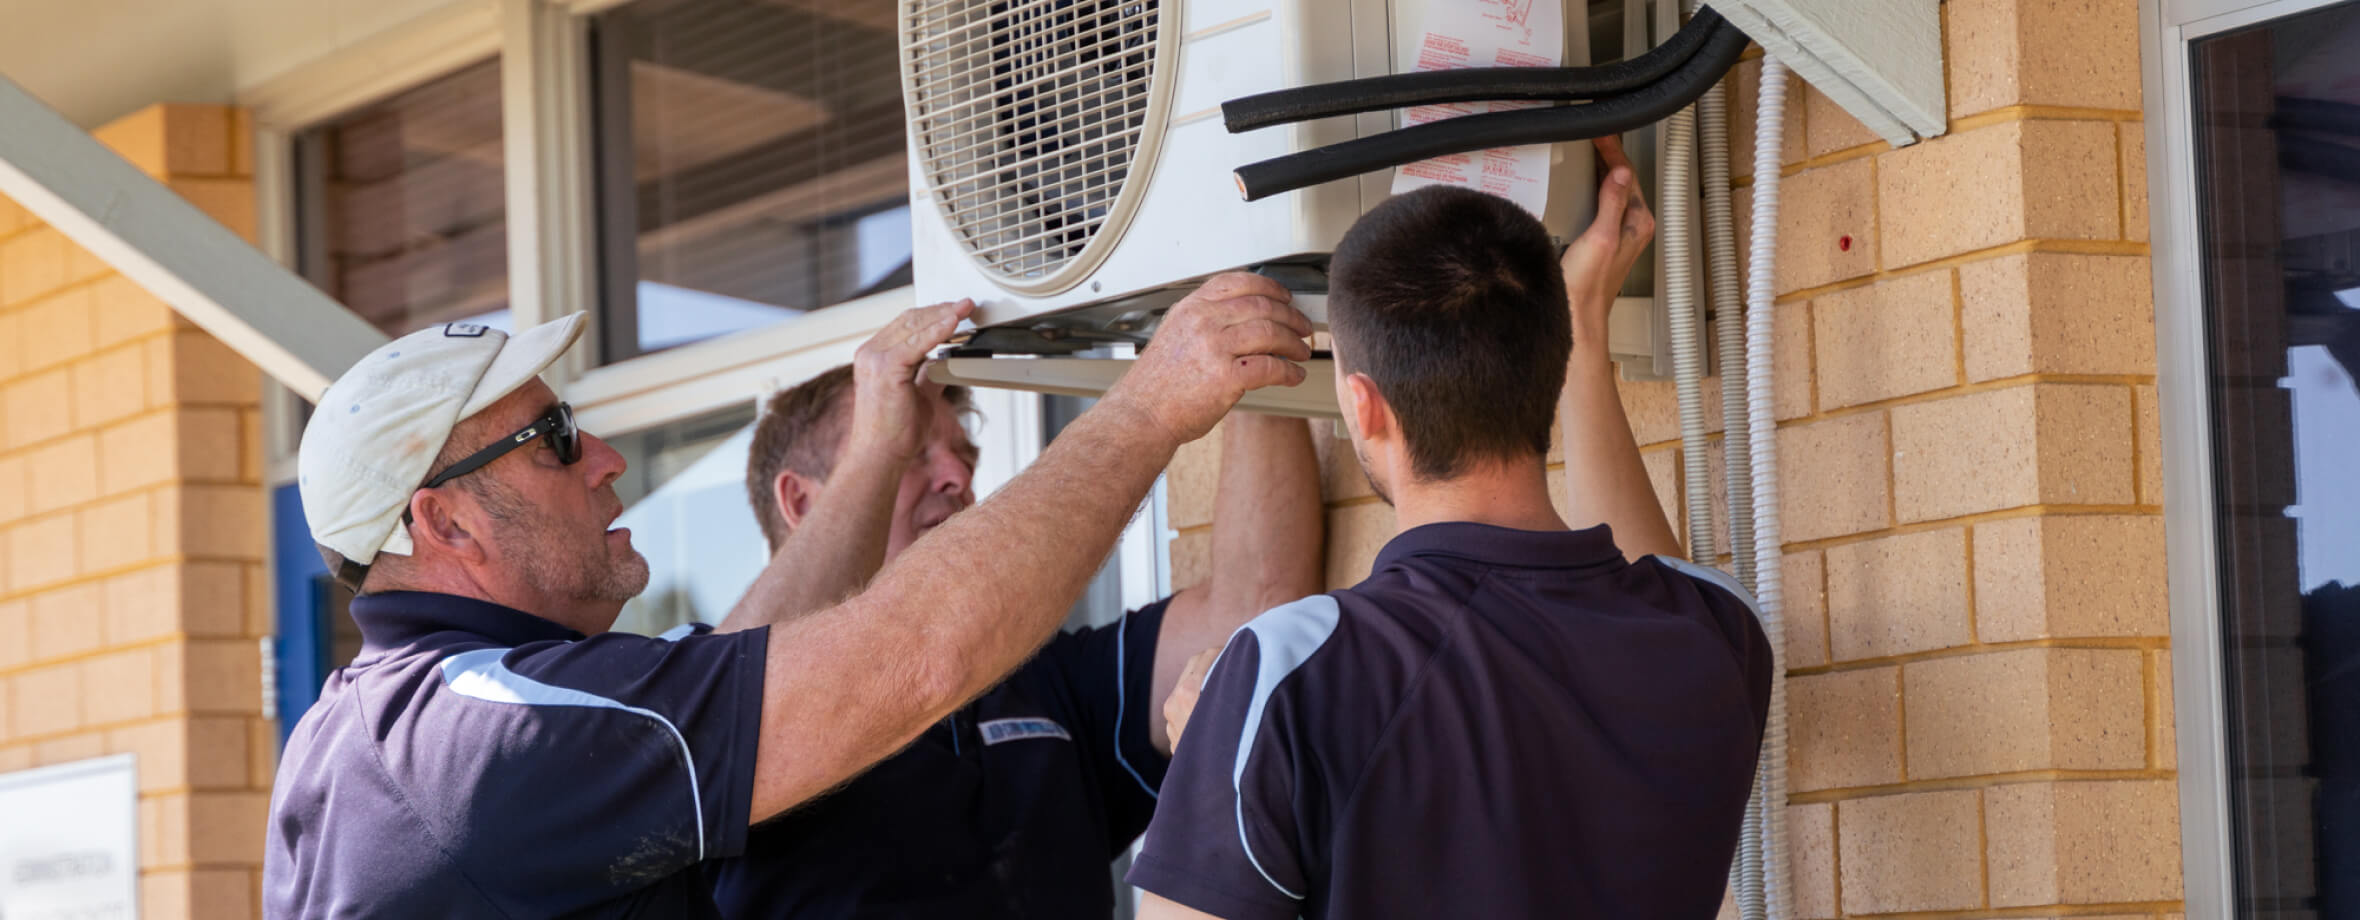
[298, 313, 588, 569]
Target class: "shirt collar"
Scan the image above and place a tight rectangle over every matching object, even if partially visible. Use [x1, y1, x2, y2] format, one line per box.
[1372, 521, 1630, 573]
[350, 590, 585, 656]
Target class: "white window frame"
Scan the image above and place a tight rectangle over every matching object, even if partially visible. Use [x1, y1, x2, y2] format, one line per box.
[2141, 0, 2355, 914]
[244, 0, 920, 463]
[243, 0, 1171, 592]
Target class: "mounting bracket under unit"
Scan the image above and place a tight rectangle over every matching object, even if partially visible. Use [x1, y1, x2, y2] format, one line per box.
[927, 358, 1342, 420]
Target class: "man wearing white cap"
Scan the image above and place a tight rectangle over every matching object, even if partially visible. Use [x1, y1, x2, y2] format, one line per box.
[262, 275, 1313, 918]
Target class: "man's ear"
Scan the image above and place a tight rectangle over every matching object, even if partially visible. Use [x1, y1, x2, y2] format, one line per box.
[406, 488, 488, 564]
[1344, 372, 1390, 444]
[774, 469, 821, 531]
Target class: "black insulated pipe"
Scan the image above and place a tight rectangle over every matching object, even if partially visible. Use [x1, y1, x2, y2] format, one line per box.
[1221, 7, 1729, 134]
[1232, 14, 1747, 201]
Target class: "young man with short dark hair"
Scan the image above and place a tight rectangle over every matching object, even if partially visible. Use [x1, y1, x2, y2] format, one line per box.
[702, 320, 1327, 919]
[1129, 141, 1772, 919]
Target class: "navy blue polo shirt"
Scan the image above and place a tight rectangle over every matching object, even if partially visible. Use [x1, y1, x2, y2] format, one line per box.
[1127, 523, 1771, 919]
[706, 599, 1170, 919]
[264, 591, 767, 918]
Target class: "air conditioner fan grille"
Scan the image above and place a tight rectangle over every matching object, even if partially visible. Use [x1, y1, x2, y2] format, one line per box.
[904, 0, 1162, 288]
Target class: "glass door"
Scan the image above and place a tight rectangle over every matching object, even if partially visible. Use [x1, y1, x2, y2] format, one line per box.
[2187, 3, 2360, 913]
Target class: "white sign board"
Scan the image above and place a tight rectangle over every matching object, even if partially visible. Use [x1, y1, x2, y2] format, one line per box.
[0, 755, 137, 920]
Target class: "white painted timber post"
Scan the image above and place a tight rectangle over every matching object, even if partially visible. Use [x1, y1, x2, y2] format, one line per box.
[502, 0, 601, 387]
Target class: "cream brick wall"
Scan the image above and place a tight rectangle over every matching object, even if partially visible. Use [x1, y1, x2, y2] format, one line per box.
[1162, 1, 2181, 916]
[0, 104, 273, 920]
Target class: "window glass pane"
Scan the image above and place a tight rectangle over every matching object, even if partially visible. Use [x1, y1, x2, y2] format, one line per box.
[296, 59, 509, 336]
[593, 0, 909, 362]
[2190, 3, 2360, 913]
[608, 404, 764, 636]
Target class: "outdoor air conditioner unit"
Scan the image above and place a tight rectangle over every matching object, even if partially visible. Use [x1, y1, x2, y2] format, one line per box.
[902, 0, 1943, 418]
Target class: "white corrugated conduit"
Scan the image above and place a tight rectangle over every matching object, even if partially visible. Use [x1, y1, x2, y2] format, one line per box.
[1663, 93, 1715, 567]
[1738, 52, 1793, 920]
[1699, 74, 1753, 593]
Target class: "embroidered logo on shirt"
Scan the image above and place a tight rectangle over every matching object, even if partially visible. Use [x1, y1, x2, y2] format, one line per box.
[979, 717, 1072, 745]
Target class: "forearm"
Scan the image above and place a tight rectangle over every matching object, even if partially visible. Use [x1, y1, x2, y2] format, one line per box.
[1559, 338, 1682, 562]
[1209, 413, 1324, 616]
[748, 402, 1181, 817]
[718, 449, 905, 633]
[1154, 414, 1323, 746]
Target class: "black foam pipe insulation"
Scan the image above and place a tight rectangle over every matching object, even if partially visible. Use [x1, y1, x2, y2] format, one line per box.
[1221, 7, 1728, 134]
[1231, 13, 1748, 202]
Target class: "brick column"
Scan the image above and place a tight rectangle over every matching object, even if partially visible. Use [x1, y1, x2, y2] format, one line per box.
[1701, 0, 2178, 914]
[0, 104, 273, 920]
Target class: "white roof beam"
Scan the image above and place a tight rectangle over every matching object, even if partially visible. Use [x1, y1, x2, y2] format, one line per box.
[0, 74, 388, 400]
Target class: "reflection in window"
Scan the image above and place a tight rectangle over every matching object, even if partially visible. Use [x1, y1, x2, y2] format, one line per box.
[295, 59, 509, 336]
[591, 0, 911, 362]
[608, 404, 763, 636]
[2191, 3, 2360, 913]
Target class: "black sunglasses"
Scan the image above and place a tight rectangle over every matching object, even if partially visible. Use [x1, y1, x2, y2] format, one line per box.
[402, 403, 581, 526]
[428, 402, 582, 489]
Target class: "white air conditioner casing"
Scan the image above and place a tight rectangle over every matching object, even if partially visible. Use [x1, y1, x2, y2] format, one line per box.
[902, 0, 1950, 411]
[901, 0, 1614, 352]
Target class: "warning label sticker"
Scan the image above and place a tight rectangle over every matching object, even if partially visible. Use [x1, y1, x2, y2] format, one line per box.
[1389, 0, 1564, 217]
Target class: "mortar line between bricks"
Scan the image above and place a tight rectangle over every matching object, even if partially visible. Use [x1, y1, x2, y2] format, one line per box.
[1950, 270, 1967, 386]
[2114, 124, 2130, 240]
[1955, 104, 2147, 132]
[0, 552, 272, 606]
[1826, 799, 1844, 915]
[1768, 239, 2153, 306]
[2144, 650, 2162, 771]
[0, 397, 259, 460]
[0, 271, 130, 315]
[17, 331, 164, 378]
[2127, 383, 2147, 508]
[1729, 107, 2147, 191]
[1782, 370, 2161, 428]
[1976, 790, 1990, 909]
[0, 633, 186, 676]
[1817, 547, 1833, 669]
[1834, 900, 2183, 920]
[1893, 666, 1909, 782]
[0, 223, 48, 248]
[1883, 411, 1897, 527]
[1803, 300, 1820, 415]
[1788, 769, 2177, 804]
[3, 470, 273, 516]
[1789, 636, 2173, 680]
[1, 274, 144, 314]
[1961, 524, 1979, 644]
[0, 327, 181, 396]
[1773, 503, 2164, 557]
[1, 704, 270, 751]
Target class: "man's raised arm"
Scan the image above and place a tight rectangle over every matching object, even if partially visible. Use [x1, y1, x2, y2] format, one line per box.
[1147, 412, 1323, 754]
[1558, 138, 1682, 563]
[733, 274, 1313, 822]
[717, 304, 970, 633]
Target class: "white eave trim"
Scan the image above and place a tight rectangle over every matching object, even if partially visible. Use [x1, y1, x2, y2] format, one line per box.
[0, 74, 388, 399]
